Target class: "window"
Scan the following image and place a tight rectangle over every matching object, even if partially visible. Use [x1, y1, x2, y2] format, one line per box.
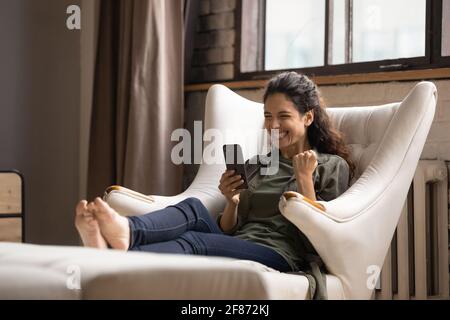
[443, 0, 450, 56]
[238, 0, 450, 79]
[265, 0, 326, 70]
[351, 0, 426, 63]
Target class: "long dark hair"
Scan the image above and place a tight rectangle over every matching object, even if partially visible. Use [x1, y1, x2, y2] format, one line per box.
[263, 71, 355, 178]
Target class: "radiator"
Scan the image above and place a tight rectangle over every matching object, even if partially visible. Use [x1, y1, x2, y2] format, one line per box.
[375, 160, 449, 300]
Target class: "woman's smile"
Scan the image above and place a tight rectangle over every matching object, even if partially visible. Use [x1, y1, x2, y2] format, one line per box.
[278, 130, 288, 139]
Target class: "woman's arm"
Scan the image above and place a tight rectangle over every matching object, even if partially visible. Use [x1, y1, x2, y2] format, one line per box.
[295, 173, 316, 201]
[219, 201, 239, 233]
[218, 170, 244, 233]
[293, 150, 318, 201]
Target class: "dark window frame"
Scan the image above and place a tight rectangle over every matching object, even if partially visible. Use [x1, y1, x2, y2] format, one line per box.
[235, 0, 450, 81]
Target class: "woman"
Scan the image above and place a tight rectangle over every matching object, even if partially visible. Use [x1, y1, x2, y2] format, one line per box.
[75, 72, 354, 299]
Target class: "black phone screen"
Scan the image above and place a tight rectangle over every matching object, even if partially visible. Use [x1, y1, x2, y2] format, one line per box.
[222, 144, 249, 189]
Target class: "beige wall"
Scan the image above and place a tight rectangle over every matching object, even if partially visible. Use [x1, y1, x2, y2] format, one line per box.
[0, 0, 81, 245]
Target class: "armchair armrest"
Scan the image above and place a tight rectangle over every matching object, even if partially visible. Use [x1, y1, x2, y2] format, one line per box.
[105, 185, 155, 203]
[282, 191, 326, 212]
[279, 191, 362, 300]
[103, 185, 158, 216]
[279, 150, 424, 300]
[103, 183, 226, 218]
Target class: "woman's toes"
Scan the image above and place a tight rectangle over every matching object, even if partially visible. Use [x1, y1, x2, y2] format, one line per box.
[92, 198, 129, 251]
[75, 201, 90, 229]
[74, 200, 108, 249]
[87, 201, 97, 214]
[92, 197, 112, 218]
[94, 197, 112, 213]
[76, 200, 88, 217]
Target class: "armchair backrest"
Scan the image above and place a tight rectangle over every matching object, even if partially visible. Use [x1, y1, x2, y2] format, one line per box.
[189, 82, 437, 219]
[203, 84, 266, 161]
[204, 85, 406, 177]
[327, 103, 399, 183]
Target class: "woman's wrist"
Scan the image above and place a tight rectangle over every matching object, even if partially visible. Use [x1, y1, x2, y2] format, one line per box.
[295, 172, 316, 198]
[227, 199, 239, 207]
[221, 199, 239, 232]
[295, 171, 313, 181]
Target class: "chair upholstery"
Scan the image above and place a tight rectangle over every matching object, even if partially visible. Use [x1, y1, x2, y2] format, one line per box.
[0, 242, 345, 299]
[104, 81, 437, 299]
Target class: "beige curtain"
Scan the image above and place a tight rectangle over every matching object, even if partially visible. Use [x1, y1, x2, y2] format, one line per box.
[88, 0, 184, 199]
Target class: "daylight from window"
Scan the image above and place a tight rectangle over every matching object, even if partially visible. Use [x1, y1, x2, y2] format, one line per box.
[265, 0, 426, 70]
[352, 0, 426, 62]
[265, 0, 325, 70]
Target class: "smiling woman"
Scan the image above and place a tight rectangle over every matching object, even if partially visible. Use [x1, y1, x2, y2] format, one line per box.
[262, 72, 355, 180]
[264, 94, 314, 159]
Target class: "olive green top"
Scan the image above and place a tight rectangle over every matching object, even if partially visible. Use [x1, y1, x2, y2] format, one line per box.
[217, 148, 350, 299]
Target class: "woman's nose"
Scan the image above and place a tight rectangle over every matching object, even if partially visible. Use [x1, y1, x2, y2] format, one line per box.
[269, 119, 280, 129]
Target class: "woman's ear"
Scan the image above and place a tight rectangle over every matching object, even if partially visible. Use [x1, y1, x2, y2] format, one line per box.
[305, 110, 314, 127]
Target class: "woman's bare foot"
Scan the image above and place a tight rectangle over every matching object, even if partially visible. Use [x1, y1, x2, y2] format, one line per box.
[89, 197, 130, 251]
[75, 200, 108, 249]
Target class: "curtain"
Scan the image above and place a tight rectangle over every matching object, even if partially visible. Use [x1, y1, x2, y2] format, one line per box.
[88, 0, 184, 199]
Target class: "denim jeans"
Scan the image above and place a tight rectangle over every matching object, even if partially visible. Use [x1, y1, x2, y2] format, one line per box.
[127, 197, 292, 272]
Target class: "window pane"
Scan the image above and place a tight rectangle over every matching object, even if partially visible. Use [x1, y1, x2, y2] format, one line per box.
[443, 0, 450, 56]
[353, 0, 426, 63]
[241, 0, 264, 72]
[265, 0, 325, 70]
[330, 0, 347, 65]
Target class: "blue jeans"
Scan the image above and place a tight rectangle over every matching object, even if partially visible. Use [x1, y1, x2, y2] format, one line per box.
[127, 197, 292, 272]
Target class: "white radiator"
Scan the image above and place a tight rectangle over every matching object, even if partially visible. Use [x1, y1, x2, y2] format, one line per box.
[375, 160, 449, 300]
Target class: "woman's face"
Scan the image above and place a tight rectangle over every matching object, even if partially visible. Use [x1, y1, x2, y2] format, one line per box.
[264, 93, 313, 151]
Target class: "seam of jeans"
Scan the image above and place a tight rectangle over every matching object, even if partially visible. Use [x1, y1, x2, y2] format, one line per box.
[177, 236, 200, 254]
[131, 217, 218, 234]
[172, 202, 217, 229]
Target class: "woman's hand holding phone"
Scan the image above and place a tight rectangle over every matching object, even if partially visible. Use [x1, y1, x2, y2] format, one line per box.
[218, 170, 245, 205]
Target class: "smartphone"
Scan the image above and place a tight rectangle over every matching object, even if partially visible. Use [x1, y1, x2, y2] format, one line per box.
[222, 144, 249, 189]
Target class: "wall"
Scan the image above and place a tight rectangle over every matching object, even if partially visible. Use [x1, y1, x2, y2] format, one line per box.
[190, 0, 237, 82]
[0, 0, 81, 245]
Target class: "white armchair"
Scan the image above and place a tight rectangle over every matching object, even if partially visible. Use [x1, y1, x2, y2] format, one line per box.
[104, 81, 437, 299]
[0, 81, 435, 300]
